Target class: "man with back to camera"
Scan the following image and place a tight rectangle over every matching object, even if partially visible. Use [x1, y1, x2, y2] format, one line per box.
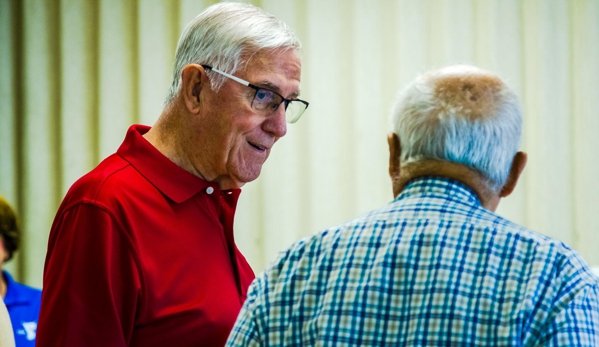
[226, 65, 599, 346]
[37, 3, 308, 346]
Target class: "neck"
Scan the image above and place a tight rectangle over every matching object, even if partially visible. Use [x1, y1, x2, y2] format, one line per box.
[395, 160, 501, 211]
[146, 102, 247, 190]
[144, 107, 209, 182]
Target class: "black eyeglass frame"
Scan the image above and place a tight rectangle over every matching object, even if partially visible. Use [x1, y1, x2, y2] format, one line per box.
[201, 64, 309, 123]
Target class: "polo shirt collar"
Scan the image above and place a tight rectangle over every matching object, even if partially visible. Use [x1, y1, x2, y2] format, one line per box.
[3, 270, 25, 306]
[117, 124, 229, 203]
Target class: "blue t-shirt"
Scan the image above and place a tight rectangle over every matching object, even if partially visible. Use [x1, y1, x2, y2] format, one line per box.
[3, 270, 41, 347]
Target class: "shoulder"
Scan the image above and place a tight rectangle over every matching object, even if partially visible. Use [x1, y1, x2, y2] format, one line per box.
[480, 209, 594, 279]
[59, 153, 151, 214]
[48, 154, 147, 242]
[259, 207, 387, 290]
[524, 247, 599, 344]
[63, 154, 128, 201]
[3, 271, 41, 300]
[472, 208, 599, 290]
[260, 200, 597, 292]
[536, 240, 599, 297]
[9, 281, 42, 303]
[484, 214, 599, 320]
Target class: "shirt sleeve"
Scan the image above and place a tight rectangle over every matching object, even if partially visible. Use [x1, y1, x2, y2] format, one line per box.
[535, 284, 599, 346]
[226, 278, 264, 347]
[36, 202, 141, 347]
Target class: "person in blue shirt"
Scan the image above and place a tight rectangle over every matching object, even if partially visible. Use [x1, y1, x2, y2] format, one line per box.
[0, 195, 41, 347]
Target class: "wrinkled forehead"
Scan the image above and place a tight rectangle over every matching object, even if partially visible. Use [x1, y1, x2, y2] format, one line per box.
[242, 47, 301, 71]
[429, 68, 504, 119]
[242, 48, 302, 94]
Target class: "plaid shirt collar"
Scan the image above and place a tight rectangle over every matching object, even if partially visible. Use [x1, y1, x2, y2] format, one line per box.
[397, 176, 482, 207]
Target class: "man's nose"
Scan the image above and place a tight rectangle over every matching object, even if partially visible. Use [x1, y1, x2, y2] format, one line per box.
[263, 103, 287, 138]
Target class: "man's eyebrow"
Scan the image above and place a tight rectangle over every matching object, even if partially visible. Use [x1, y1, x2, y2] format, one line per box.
[253, 81, 301, 99]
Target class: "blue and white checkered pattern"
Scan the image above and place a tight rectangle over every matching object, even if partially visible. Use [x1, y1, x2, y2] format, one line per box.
[227, 177, 599, 346]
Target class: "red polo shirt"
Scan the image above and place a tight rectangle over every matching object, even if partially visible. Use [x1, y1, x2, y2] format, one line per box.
[37, 125, 255, 347]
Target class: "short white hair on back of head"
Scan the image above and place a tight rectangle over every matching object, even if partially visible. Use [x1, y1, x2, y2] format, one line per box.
[164, 2, 301, 106]
[390, 65, 522, 192]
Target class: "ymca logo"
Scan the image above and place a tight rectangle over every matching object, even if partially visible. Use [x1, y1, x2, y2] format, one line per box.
[16, 321, 37, 341]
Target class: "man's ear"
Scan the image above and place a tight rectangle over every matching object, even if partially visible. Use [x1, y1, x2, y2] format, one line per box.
[388, 132, 402, 198]
[499, 151, 527, 198]
[180, 64, 206, 114]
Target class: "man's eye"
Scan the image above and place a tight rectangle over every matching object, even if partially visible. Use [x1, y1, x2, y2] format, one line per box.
[256, 90, 269, 100]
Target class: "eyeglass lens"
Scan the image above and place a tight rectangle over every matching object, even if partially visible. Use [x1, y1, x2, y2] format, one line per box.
[252, 89, 306, 124]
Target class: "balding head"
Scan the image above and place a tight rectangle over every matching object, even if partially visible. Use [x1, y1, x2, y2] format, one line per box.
[390, 65, 522, 192]
[433, 65, 505, 121]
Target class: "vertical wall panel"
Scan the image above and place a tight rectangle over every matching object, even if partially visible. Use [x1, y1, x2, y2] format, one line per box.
[379, 1, 402, 117]
[138, 0, 178, 125]
[522, 0, 573, 245]
[0, 0, 18, 208]
[397, 1, 429, 88]
[305, 0, 355, 233]
[473, 0, 496, 68]
[98, 0, 138, 159]
[352, 0, 391, 214]
[21, 0, 61, 286]
[435, 0, 475, 64]
[427, 0, 475, 67]
[59, 0, 98, 195]
[427, 0, 449, 66]
[0, 0, 20, 276]
[571, 0, 599, 266]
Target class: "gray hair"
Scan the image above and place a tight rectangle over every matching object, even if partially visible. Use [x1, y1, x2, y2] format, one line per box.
[390, 65, 522, 192]
[164, 2, 301, 105]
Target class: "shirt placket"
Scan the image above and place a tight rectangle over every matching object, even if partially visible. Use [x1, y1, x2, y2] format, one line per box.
[218, 190, 243, 300]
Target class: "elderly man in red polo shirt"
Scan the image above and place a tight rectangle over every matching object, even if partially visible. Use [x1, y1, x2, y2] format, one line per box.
[36, 3, 308, 347]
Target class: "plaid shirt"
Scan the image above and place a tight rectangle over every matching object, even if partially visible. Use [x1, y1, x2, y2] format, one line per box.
[227, 177, 599, 346]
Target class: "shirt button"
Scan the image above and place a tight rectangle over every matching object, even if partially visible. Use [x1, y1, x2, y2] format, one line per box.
[206, 187, 214, 194]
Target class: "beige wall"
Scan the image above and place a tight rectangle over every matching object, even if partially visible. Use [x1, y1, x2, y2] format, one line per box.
[1, 0, 598, 287]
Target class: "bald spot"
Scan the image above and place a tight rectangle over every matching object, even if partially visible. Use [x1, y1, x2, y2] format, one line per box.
[432, 73, 504, 120]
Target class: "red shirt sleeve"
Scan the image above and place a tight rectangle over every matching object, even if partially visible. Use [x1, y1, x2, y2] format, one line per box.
[37, 202, 142, 346]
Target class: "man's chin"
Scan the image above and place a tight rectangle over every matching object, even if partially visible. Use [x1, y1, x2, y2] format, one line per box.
[237, 170, 262, 185]
[223, 167, 263, 189]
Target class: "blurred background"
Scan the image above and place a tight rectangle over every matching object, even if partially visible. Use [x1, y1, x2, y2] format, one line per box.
[1, 0, 598, 287]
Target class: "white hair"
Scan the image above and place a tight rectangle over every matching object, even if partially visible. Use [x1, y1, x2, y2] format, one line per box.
[390, 65, 522, 192]
[164, 2, 301, 105]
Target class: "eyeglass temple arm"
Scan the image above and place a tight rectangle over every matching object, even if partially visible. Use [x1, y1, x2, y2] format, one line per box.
[201, 65, 250, 87]
[202, 64, 309, 112]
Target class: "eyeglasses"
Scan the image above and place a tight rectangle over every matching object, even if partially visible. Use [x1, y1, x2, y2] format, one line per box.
[202, 65, 309, 124]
